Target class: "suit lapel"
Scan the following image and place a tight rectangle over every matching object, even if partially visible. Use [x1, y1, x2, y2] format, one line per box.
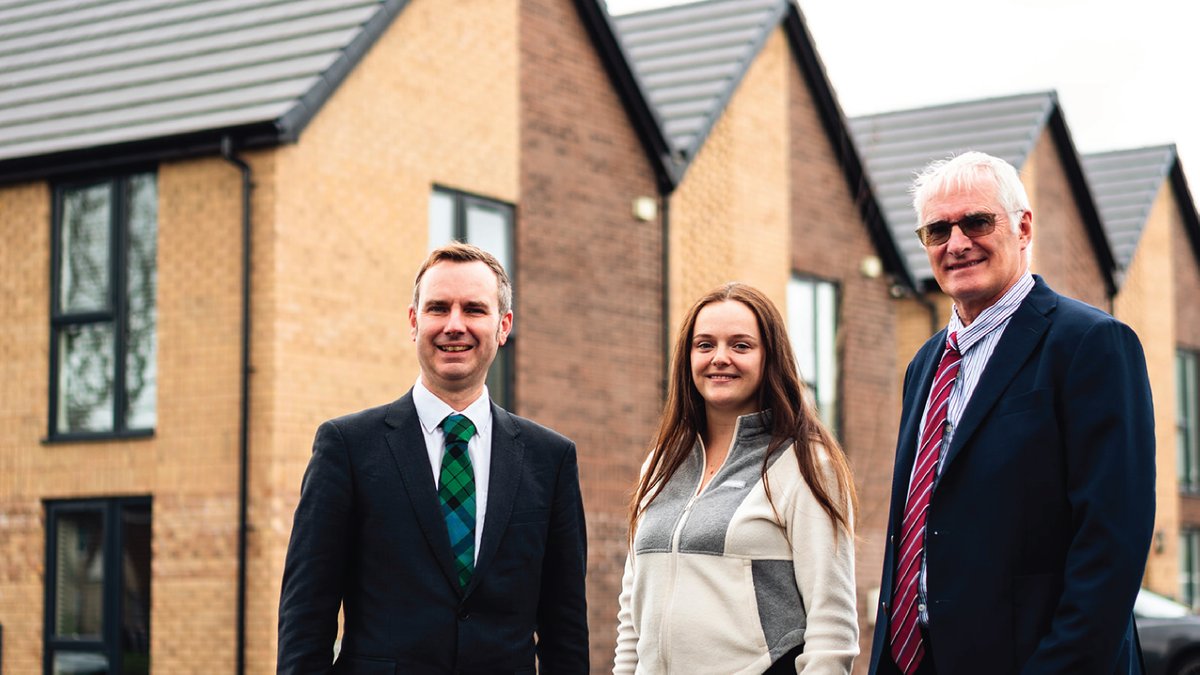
[890, 335, 944, 528]
[383, 393, 461, 592]
[465, 403, 525, 597]
[940, 280, 1055, 473]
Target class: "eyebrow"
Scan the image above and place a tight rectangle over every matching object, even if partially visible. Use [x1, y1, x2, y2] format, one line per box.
[693, 333, 758, 340]
[924, 211, 992, 226]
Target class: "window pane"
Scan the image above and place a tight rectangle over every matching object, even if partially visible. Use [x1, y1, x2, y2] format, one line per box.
[54, 510, 105, 639]
[815, 281, 838, 427]
[60, 184, 112, 314]
[465, 201, 511, 274]
[121, 504, 152, 674]
[428, 191, 455, 249]
[787, 279, 816, 383]
[125, 175, 158, 429]
[52, 651, 109, 675]
[58, 324, 115, 433]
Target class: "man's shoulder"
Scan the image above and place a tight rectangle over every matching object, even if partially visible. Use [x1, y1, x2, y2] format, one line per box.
[322, 395, 411, 435]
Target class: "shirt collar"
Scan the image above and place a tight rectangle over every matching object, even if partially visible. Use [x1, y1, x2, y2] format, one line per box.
[413, 378, 493, 436]
[949, 271, 1035, 353]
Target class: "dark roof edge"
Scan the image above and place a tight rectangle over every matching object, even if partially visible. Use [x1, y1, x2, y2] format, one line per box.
[275, 0, 412, 141]
[781, 3, 914, 290]
[1045, 103, 1118, 296]
[575, 0, 680, 192]
[663, 0, 791, 184]
[0, 123, 280, 184]
[1168, 153, 1200, 271]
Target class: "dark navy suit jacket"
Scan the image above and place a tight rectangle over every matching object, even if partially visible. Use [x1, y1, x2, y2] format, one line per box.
[277, 392, 589, 675]
[869, 277, 1155, 674]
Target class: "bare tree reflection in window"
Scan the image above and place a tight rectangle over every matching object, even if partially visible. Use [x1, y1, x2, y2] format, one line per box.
[124, 175, 157, 429]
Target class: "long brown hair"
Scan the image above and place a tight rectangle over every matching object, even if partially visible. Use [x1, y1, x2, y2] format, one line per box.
[629, 283, 857, 541]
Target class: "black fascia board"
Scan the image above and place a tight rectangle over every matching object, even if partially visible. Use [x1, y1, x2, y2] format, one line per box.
[575, 0, 679, 193]
[0, 122, 280, 185]
[1169, 155, 1200, 271]
[782, 4, 916, 291]
[1046, 103, 1118, 296]
[275, 0, 412, 142]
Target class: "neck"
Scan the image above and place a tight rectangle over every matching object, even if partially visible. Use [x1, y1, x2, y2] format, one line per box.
[427, 382, 485, 412]
[704, 407, 746, 445]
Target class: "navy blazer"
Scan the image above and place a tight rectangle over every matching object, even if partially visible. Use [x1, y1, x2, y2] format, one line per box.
[277, 392, 589, 675]
[869, 277, 1155, 674]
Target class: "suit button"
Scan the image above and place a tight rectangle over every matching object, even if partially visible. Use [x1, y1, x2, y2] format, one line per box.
[459, 610, 470, 620]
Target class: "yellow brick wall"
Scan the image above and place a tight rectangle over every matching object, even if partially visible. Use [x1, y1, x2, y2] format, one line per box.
[0, 155, 250, 674]
[0, 180, 51, 674]
[668, 28, 790, 332]
[250, 0, 520, 670]
[1114, 182, 1180, 597]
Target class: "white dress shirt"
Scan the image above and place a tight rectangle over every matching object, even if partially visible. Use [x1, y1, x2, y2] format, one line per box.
[412, 379, 493, 562]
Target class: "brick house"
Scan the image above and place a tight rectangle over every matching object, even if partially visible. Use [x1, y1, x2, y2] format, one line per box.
[1084, 145, 1200, 603]
[0, 0, 672, 671]
[611, 0, 916, 666]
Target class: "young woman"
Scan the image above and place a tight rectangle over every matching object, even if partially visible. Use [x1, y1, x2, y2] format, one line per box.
[614, 283, 859, 674]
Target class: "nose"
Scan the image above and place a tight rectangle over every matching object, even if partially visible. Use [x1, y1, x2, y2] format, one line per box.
[443, 307, 466, 333]
[945, 223, 974, 253]
[711, 345, 731, 366]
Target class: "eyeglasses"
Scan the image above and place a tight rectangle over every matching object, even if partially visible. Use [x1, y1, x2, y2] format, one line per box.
[914, 212, 1005, 247]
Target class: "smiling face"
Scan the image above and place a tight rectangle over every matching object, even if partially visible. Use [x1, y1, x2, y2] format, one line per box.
[689, 300, 765, 419]
[922, 182, 1032, 324]
[409, 260, 512, 407]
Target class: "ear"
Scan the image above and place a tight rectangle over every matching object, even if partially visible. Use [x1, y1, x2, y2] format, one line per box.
[409, 305, 418, 341]
[1017, 209, 1033, 250]
[497, 311, 513, 346]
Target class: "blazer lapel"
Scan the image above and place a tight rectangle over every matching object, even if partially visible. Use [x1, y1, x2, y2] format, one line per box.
[940, 279, 1056, 472]
[465, 403, 525, 597]
[384, 393, 460, 592]
[891, 334, 945, 526]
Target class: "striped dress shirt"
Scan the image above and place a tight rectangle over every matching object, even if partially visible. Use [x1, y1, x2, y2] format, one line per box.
[913, 270, 1035, 625]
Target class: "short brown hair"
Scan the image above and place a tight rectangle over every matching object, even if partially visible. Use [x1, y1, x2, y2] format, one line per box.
[412, 242, 512, 316]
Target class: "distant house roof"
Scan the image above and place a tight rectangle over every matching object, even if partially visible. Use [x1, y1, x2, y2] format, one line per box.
[0, 0, 409, 182]
[608, 0, 913, 288]
[1083, 145, 1200, 276]
[850, 91, 1115, 295]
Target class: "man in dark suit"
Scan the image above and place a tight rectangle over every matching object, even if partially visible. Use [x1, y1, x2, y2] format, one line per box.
[869, 152, 1155, 674]
[278, 242, 589, 674]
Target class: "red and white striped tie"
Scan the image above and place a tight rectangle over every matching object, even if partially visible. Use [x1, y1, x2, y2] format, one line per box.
[889, 332, 961, 674]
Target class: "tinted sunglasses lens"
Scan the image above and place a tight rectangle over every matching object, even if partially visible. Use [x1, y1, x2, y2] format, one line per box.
[961, 214, 996, 236]
[921, 223, 951, 245]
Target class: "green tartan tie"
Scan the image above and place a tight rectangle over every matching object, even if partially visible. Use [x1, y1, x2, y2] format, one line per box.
[439, 414, 477, 588]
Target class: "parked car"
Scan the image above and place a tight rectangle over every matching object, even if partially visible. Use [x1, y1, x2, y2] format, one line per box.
[1137, 588, 1200, 675]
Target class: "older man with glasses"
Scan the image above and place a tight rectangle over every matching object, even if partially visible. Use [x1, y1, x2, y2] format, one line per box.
[868, 152, 1155, 675]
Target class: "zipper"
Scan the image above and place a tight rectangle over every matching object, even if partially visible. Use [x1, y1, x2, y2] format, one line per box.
[660, 417, 744, 671]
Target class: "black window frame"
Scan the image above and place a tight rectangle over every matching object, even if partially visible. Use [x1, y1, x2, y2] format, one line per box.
[43, 496, 152, 675]
[48, 171, 158, 441]
[1181, 349, 1200, 493]
[428, 185, 516, 409]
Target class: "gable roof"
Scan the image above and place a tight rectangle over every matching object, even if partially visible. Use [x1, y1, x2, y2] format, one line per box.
[1083, 145, 1200, 276]
[0, 0, 409, 182]
[609, 0, 913, 288]
[611, 0, 785, 171]
[850, 91, 1116, 295]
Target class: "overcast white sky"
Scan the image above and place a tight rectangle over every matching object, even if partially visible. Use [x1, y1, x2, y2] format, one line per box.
[605, 0, 1200, 189]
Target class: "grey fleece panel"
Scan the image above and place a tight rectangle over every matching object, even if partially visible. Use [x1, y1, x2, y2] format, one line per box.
[635, 449, 702, 553]
[679, 427, 782, 554]
[752, 558, 807, 659]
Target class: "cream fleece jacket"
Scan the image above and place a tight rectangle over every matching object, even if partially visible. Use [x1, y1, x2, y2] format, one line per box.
[613, 412, 858, 674]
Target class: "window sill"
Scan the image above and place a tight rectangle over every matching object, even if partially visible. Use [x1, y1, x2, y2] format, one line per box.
[42, 428, 155, 445]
